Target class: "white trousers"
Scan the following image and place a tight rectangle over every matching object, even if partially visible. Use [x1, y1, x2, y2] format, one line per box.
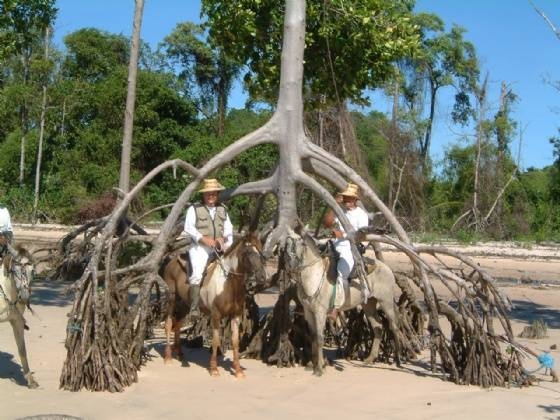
[188, 243, 212, 285]
[335, 241, 354, 283]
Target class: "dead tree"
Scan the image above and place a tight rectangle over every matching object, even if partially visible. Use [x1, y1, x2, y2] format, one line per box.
[59, 0, 526, 391]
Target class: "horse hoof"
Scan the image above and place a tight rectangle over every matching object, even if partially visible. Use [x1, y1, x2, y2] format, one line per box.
[234, 371, 245, 379]
[27, 379, 39, 389]
[210, 368, 220, 377]
[164, 358, 174, 365]
[313, 369, 324, 377]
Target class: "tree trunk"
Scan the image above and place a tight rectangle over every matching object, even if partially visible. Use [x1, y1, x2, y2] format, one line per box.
[33, 26, 50, 224]
[118, 0, 144, 196]
[473, 74, 489, 232]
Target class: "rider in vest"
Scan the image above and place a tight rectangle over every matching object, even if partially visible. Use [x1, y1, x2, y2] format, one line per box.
[0, 203, 14, 258]
[322, 183, 369, 319]
[183, 179, 233, 319]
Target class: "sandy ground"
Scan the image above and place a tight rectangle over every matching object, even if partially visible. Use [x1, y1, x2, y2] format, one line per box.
[1, 227, 559, 420]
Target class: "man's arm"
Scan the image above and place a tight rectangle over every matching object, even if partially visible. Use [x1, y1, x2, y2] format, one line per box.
[222, 213, 233, 248]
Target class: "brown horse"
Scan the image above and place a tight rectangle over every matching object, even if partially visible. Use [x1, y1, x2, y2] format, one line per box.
[161, 231, 267, 377]
[0, 241, 38, 388]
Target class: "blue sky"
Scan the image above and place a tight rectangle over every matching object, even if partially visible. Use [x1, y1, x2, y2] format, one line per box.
[54, 0, 559, 170]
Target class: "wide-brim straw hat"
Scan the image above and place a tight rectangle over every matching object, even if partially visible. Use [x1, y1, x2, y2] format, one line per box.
[199, 178, 225, 193]
[338, 183, 359, 198]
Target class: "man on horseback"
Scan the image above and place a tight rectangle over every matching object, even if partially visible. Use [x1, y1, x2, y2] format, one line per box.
[322, 183, 369, 319]
[0, 203, 14, 258]
[183, 178, 233, 319]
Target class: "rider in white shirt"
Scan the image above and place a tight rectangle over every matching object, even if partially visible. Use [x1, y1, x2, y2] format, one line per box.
[183, 179, 233, 318]
[0, 204, 14, 257]
[323, 183, 369, 318]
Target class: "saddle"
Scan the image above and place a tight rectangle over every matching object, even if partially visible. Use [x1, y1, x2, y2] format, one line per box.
[320, 240, 377, 280]
[176, 247, 224, 283]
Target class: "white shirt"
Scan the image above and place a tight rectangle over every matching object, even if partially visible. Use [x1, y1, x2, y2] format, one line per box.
[184, 204, 233, 247]
[0, 207, 12, 232]
[334, 206, 369, 248]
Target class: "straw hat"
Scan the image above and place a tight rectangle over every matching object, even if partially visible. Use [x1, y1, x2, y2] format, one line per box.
[199, 178, 225, 193]
[338, 183, 359, 198]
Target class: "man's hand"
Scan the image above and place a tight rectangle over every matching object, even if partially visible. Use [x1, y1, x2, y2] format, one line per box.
[199, 236, 216, 248]
[332, 229, 344, 239]
[214, 237, 225, 252]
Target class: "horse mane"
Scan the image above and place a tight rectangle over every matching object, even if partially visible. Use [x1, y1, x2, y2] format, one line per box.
[300, 231, 321, 257]
[223, 231, 262, 257]
[13, 244, 32, 260]
[204, 231, 262, 281]
[2, 244, 34, 268]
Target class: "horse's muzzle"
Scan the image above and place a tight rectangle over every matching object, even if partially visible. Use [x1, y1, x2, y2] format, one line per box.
[18, 288, 30, 304]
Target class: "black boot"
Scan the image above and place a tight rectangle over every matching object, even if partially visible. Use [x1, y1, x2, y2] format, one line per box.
[188, 285, 201, 319]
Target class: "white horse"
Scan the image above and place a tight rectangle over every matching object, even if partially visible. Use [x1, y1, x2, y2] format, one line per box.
[283, 231, 401, 376]
[0, 241, 38, 388]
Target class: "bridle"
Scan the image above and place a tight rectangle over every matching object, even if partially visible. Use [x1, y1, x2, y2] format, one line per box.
[284, 236, 328, 303]
[213, 240, 267, 291]
[1, 253, 34, 307]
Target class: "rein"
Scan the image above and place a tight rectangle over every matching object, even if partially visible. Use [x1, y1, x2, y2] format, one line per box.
[0, 256, 31, 309]
[286, 241, 329, 304]
[212, 242, 264, 278]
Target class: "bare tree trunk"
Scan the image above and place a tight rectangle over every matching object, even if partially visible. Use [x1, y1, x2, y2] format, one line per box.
[19, 131, 26, 186]
[19, 54, 30, 186]
[421, 79, 437, 171]
[530, 1, 560, 40]
[33, 26, 50, 224]
[388, 78, 399, 208]
[61, 98, 66, 137]
[118, 0, 144, 196]
[473, 74, 489, 232]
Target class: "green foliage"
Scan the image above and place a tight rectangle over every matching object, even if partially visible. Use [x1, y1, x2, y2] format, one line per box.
[0, 0, 57, 61]
[202, 0, 421, 105]
[352, 110, 390, 188]
[62, 28, 129, 81]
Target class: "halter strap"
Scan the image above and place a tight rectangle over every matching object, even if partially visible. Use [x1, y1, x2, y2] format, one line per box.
[289, 251, 329, 304]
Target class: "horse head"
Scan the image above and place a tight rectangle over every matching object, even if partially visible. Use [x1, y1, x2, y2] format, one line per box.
[4, 246, 35, 305]
[283, 234, 305, 276]
[238, 232, 268, 292]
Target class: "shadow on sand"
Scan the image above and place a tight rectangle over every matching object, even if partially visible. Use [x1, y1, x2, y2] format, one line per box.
[145, 336, 243, 377]
[30, 278, 73, 308]
[0, 350, 27, 387]
[509, 299, 560, 329]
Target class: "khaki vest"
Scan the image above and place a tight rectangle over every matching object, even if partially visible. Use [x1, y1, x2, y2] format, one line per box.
[194, 203, 227, 239]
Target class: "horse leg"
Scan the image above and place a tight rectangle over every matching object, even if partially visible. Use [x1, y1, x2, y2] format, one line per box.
[304, 308, 327, 376]
[303, 309, 318, 371]
[362, 299, 383, 365]
[231, 316, 245, 378]
[209, 313, 221, 377]
[315, 310, 328, 376]
[377, 295, 402, 367]
[10, 315, 38, 388]
[173, 318, 184, 361]
[163, 314, 174, 363]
